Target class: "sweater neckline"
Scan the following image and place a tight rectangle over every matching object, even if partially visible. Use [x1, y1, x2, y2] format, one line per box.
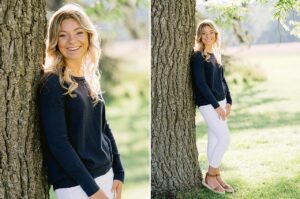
[71, 75, 85, 81]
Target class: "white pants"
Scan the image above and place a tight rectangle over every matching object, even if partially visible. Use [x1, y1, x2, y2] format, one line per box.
[55, 168, 114, 199]
[199, 99, 230, 168]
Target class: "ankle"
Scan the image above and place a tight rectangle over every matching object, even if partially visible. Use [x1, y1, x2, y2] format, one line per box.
[206, 172, 218, 179]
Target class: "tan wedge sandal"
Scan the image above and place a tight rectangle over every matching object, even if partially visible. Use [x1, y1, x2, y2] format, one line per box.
[202, 172, 225, 194]
[216, 173, 235, 193]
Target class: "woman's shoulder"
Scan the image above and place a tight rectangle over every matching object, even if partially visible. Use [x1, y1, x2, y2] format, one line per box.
[192, 51, 204, 59]
[39, 73, 62, 92]
[192, 51, 205, 63]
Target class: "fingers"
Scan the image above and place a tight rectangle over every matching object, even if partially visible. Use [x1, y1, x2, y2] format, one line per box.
[225, 104, 231, 117]
[116, 187, 121, 199]
[111, 181, 123, 199]
[225, 107, 230, 117]
[221, 110, 226, 120]
[116, 183, 122, 199]
[111, 182, 117, 193]
[111, 183, 117, 199]
[216, 107, 226, 120]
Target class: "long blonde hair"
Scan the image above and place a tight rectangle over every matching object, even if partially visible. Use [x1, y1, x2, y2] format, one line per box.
[194, 19, 222, 65]
[43, 4, 101, 104]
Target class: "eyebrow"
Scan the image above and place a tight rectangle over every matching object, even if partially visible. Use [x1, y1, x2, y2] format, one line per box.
[59, 27, 84, 33]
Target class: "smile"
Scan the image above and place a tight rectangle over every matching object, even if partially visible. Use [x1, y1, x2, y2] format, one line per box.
[67, 46, 81, 51]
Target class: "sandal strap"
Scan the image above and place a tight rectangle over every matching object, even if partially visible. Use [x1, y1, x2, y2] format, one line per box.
[206, 172, 218, 177]
[213, 184, 224, 192]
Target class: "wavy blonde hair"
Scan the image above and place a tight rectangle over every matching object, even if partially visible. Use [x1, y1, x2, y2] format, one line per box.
[194, 19, 222, 65]
[43, 4, 102, 104]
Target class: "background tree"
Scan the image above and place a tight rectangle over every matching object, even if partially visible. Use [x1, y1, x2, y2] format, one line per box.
[151, 0, 202, 198]
[0, 1, 48, 199]
[197, 0, 300, 46]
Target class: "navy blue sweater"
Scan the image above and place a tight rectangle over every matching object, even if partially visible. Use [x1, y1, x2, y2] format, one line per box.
[38, 74, 124, 197]
[191, 51, 232, 108]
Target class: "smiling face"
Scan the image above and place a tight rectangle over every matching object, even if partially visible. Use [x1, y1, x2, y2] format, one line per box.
[57, 18, 89, 63]
[200, 25, 216, 48]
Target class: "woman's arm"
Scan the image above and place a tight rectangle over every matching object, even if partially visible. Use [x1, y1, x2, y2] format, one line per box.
[38, 75, 99, 197]
[221, 67, 232, 105]
[191, 53, 220, 108]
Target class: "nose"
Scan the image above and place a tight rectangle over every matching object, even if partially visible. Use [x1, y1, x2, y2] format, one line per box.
[67, 34, 76, 44]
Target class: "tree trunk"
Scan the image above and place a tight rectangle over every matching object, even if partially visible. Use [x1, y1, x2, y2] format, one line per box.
[151, 0, 202, 198]
[0, 1, 48, 199]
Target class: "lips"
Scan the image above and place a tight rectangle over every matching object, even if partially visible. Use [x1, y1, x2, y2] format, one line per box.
[67, 46, 81, 51]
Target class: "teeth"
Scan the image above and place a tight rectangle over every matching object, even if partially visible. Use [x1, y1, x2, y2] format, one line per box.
[68, 47, 80, 51]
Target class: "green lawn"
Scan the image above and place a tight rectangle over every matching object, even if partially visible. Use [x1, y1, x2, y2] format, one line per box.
[191, 43, 300, 199]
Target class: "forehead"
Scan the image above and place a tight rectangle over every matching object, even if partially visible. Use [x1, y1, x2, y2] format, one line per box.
[59, 18, 82, 31]
[201, 25, 214, 32]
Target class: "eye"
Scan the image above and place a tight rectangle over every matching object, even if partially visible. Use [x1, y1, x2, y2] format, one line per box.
[77, 31, 84, 35]
[59, 34, 66, 38]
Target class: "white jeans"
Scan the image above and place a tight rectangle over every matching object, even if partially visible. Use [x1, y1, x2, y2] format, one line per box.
[199, 99, 230, 168]
[55, 168, 114, 199]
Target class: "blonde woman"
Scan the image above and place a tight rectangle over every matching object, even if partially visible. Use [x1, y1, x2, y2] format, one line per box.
[191, 19, 234, 194]
[38, 4, 124, 199]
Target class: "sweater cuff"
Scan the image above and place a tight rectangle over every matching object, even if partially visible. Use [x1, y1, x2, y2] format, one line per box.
[112, 155, 125, 182]
[212, 102, 220, 109]
[76, 172, 100, 197]
[226, 98, 232, 105]
[113, 171, 125, 182]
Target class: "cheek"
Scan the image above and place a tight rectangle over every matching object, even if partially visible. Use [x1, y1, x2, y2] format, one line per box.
[82, 37, 89, 50]
[57, 39, 66, 52]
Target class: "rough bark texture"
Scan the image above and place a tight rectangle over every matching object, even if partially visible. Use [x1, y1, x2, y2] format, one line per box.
[0, 1, 48, 199]
[151, 1, 202, 198]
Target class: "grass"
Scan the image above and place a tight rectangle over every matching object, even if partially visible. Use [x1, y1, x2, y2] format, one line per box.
[191, 43, 300, 199]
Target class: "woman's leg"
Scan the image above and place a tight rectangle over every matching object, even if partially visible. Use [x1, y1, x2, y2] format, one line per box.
[55, 185, 88, 199]
[199, 100, 230, 168]
[199, 99, 233, 192]
[55, 169, 114, 199]
[207, 127, 217, 165]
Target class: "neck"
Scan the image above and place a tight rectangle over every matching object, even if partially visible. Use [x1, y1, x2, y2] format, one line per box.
[66, 59, 84, 77]
[204, 45, 213, 53]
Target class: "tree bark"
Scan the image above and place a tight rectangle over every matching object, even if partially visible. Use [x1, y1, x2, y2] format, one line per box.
[0, 1, 48, 198]
[151, 1, 202, 198]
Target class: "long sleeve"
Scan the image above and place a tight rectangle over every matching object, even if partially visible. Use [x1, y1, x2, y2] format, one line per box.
[192, 53, 220, 108]
[221, 67, 232, 105]
[38, 76, 99, 196]
[102, 104, 125, 182]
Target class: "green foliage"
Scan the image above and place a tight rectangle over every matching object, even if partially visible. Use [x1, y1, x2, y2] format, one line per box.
[82, 0, 148, 22]
[204, 1, 248, 28]
[222, 55, 267, 87]
[199, 0, 300, 41]
[273, 0, 300, 37]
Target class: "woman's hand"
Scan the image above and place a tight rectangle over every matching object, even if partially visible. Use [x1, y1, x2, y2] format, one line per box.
[225, 103, 232, 117]
[90, 189, 109, 199]
[215, 106, 226, 120]
[111, 180, 123, 199]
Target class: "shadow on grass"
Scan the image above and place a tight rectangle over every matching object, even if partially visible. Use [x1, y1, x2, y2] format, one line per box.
[196, 85, 300, 139]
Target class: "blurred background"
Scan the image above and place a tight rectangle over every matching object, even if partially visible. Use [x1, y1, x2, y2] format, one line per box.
[46, 0, 150, 198]
[195, 0, 300, 198]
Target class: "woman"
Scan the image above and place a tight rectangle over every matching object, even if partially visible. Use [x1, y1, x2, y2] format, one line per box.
[191, 19, 234, 194]
[38, 4, 124, 199]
